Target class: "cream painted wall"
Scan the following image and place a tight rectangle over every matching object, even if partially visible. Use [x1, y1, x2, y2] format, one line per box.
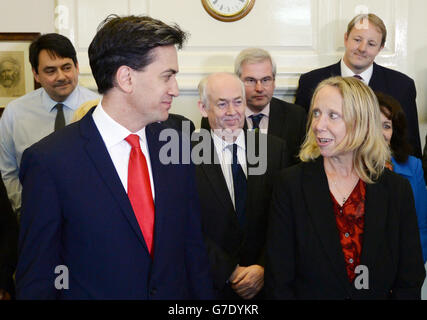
[407, 0, 427, 147]
[0, 0, 55, 33]
[0, 0, 425, 143]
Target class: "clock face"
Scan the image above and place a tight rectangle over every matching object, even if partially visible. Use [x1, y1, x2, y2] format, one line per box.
[202, 0, 255, 22]
[206, 0, 249, 16]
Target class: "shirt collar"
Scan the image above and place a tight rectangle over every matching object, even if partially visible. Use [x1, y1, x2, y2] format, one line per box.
[340, 59, 373, 84]
[245, 103, 270, 118]
[92, 101, 146, 149]
[211, 128, 246, 153]
[43, 85, 82, 112]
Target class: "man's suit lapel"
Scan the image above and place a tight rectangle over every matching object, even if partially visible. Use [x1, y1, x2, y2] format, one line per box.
[145, 122, 177, 260]
[79, 110, 150, 254]
[267, 98, 283, 137]
[368, 63, 387, 93]
[245, 132, 266, 227]
[330, 61, 342, 77]
[302, 158, 352, 292]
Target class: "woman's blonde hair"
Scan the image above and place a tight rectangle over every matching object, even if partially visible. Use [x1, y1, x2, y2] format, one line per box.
[299, 76, 390, 183]
[72, 99, 100, 122]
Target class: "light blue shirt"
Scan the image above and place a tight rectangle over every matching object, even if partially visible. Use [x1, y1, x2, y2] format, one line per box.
[0, 85, 99, 211]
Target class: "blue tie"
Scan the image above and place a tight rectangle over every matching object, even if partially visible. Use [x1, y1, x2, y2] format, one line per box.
[229, 144, 247, 227]
[250, 114, 264, 130]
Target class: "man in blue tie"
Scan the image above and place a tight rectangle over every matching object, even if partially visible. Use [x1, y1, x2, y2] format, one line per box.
[193, 72, 290, 299]
[201, 49, 307, 165]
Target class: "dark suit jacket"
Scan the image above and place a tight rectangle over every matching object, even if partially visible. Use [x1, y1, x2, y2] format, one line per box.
[16, 109, 214, 300]
[193, 131, 290, 299]
[295, 61, 422, 158]
[265, 157, 426, 299]
[163, 113, 195, 136]
[0, 174, 18, 297]
[201, 98, 307, 165]
[423, 134, 427, 183]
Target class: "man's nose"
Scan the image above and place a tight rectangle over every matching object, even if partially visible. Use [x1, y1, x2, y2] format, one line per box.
[358, 41, 367, 52]
[168, 77, 179, 97]
[255, 80, 263, 91]
[56, 69, 66, 81]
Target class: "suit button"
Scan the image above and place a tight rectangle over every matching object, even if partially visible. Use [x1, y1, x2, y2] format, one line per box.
[150, 288, 157, 296]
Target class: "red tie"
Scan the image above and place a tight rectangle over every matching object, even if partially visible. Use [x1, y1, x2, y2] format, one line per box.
[125, 134, 155, 257]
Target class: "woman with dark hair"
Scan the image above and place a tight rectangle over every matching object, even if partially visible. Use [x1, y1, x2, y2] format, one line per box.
[376, 91, 427, 263]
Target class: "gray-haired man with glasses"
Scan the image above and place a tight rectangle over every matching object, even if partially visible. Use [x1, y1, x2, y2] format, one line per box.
[201, 48, 307, 164]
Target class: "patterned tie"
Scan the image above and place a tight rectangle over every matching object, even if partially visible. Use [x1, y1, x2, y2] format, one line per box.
[125, 134, 155, 257]
[54, 103, 65, 131]
[353, 74, 363, 81]
[229, 143, 247, 227]
[249, 114, 264, 130]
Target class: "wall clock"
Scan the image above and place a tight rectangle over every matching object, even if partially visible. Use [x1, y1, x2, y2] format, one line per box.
[201, 0, 255, 22]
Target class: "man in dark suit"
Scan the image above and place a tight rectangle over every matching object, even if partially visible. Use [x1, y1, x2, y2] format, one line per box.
[194, 72, 290, 299]
[0, 174, 18, 300]
[295, 13, 422, 158]
[16, 15, 214, 300]
[202, 48, 306, 165]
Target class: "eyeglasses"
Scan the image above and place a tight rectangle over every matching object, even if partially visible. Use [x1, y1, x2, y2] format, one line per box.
[243, 77, 274, 87]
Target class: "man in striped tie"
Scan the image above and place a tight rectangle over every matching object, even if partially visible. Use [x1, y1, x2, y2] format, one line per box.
[295, 13, 422, 158]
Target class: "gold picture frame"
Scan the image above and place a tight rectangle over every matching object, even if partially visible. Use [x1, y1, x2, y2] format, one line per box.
[0, 32, 41, 116]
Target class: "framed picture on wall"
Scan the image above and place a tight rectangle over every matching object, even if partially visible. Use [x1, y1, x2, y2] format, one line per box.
[0, 32, 41, 116]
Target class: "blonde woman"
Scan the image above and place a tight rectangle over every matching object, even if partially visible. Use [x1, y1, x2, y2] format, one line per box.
[265, 77, 425, 299]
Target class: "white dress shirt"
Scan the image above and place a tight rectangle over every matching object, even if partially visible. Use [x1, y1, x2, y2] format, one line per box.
[92, 102, 155, 199]
[211, 130, 247, 209]
[341, 59, 373, 84]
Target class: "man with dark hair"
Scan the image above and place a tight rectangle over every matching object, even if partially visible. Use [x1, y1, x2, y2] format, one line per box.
[0, 33, 98, 214]
[295, 13, 422, 158]
[16, 15, 214, 300]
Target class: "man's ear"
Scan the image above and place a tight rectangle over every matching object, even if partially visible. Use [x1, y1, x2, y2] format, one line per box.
[344, 32, 349, 44]
[32, 68, 40, 84]
[198, 100, 208, 118]
[115, 65, 133, 93]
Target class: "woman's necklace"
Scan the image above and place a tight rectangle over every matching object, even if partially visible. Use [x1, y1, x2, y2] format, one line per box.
[328, 174, 359, 206]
